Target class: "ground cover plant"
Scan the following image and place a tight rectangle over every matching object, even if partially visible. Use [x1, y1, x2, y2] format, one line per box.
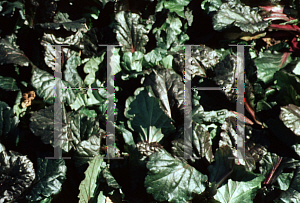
[0, 0, 300, 202]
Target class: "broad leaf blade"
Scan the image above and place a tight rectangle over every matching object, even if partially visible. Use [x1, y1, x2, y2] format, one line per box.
[212, 1, 269, 34]
[78, 155, 106, 203]
[31, 67, 77, 105]
[145, 149, 208, 203]
[114, 11, 149, 53]
[142, 69, 186, 126]
[172, 122, 214, 164]
[0, 76, 19, 91]
[83, 54, 105, 86]
[124, 86, 175, 143]
[73, 135, 102, 167]
[214, 165, 264, 203]
[254, 51, 293, 84]
[39, 12, 88, 32]
[26, 158, 67, 201]
[29, 104, 101, 153]
[0, 146, 35, 203]
[208, 146, 234, 187]
[64, 55, 84, 88]
[279, 104, 300, 137]
[276, 166, 300, 203]
[0, 34, 30, 67]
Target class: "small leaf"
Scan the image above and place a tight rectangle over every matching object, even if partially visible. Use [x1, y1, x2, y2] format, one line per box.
[39, 12, 88, 32]
[120, 51, 144, 72]
[156, 0, 190, 18]
[83, 54, 105, 86]
[73, 135, 102, 167]
[64, 55, 84, 88]
[279, 104, 300, 137]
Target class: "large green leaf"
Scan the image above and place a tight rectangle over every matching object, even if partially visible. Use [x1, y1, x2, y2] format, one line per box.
[0, 34, 30, 67]
[208, 146, 234, 187]
[212, 0, 269, 34]
[0, 144, 35, 203]
[114, 11, 149, 53]
[78, 155, 107, 203]
[31, 67, 77, 105]
[214, 165, 264, 203]
[120, 51, 144, 72]
[142, 68, 186, 126]
[144, 47, 167, 65]
[124, 86, 175, 143]
[279, 104, 300, 137]
[26, 158, 67, 201]
[29, 104, 101, 153]
[73, 134, 103, 167]
[145, 149, 208, 203]
[259, 151, 300, 187]
[275, 166, 300, 203]
[254, 51, 293, 84]
[172, 122, 214, 164]
[69, 89, 101, 111]
[273, 71, 300, 106]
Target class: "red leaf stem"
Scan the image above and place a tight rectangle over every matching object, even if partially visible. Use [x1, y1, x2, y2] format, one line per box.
[263, 157, 283, 185]
[268, 24, 300, 32]
[260, 6, 284, 13]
